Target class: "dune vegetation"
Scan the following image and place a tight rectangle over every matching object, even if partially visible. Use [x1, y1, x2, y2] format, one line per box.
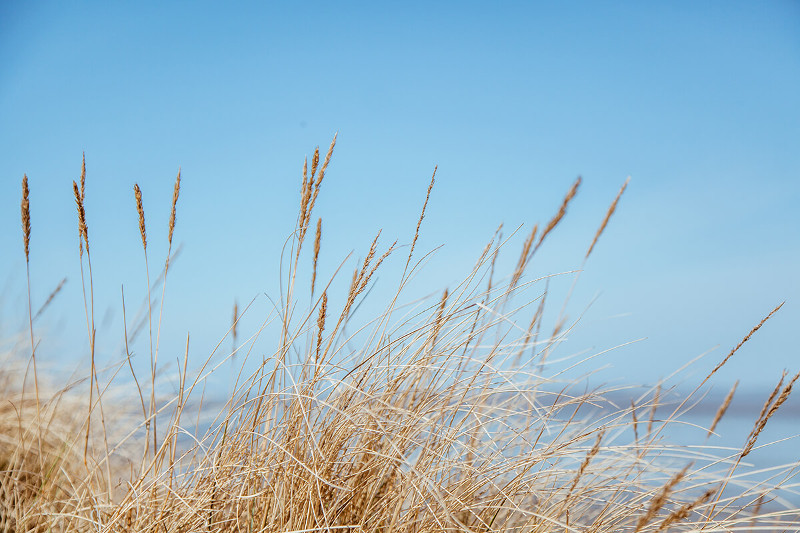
[2, 138, 798, 532]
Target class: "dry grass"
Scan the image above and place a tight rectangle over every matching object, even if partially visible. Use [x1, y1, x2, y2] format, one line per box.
[2, 142, 799, 532]
[706, 380, 738, 439]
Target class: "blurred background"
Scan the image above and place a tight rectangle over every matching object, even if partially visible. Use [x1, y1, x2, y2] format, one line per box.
[1, 1, 798, 420]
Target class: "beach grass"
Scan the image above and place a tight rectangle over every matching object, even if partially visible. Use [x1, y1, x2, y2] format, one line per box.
[2, 140, 799, 532]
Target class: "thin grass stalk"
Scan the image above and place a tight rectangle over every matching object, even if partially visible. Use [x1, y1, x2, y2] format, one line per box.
[21, 174, 43, 471]
[72, 177, 99, 471]
[153, 168, 181, 460]
[134, 183, 155, 467]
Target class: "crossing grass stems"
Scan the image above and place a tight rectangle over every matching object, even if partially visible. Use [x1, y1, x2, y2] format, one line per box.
[2, 139, 798, 532]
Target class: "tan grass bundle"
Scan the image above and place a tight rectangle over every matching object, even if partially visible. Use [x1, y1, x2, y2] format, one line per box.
[1, 141, 798, 533]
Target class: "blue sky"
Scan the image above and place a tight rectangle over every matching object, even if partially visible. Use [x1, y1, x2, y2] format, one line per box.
[1, 2, 798, 395]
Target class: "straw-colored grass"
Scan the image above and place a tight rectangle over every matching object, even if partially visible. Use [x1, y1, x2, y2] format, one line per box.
[2, 141, 799, 532]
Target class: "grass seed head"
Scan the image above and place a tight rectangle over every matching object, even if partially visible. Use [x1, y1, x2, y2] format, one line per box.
[72, 179, 89, 254]
[742, 370, 800, 458]
[21, 174, 31, 262]
[407, 166, 436, 269]
[707, 379, 738, 438]
[316, 291, 327, 363]
[636, 463, 692, 532]
[311, 146, 320, 180]
[537, 176, 581, 252]
[80, 152, 86, 200]
[586, 176, 629, 259]
[134, 183, 147, 250]
[311, 217, 322, 296]
[704, 302, 784, 385]
[168, 168, 181, 246]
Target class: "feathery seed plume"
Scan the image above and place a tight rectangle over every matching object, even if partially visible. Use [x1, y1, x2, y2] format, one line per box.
[73, 180, 89, 254]
[307, 134, 337, 225]
[742, 370, 800, 458]
[168, 169, 181, 246]
[311, 217, 322, 296]
[232, 300, 238, 353]
[316, 291, 327, 362]
[310, 147, 320, 181]
[34, 277, 67, 322]
[586, 176, 629, 259]
[567, 430, 604, 495]
[21, 175, 31, 262]
[407, 166, 436, 269]
[703, 302, 784, 386]
[134, 184, 147, 250]
[635, 463, 692, 531]
[659, 487, 717, 529]
[707, 380, 738, 438]
[510, 224, 538, 289]
[534, 176, 581, 256]
[647, 382, 662, 436]
[80, 152, 86, 201]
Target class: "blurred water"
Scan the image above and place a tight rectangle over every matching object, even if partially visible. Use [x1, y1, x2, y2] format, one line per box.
[603, 388, 800, 509]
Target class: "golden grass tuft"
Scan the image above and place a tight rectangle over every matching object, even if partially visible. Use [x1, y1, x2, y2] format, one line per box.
[2, 142, 799, 532]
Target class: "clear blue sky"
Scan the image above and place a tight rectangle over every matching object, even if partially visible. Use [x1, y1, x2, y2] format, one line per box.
[1, 2, 798, 395]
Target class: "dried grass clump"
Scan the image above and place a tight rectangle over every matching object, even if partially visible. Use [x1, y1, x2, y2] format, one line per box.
[2, 142, 799, 532]
[0, 361, 126, 533]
